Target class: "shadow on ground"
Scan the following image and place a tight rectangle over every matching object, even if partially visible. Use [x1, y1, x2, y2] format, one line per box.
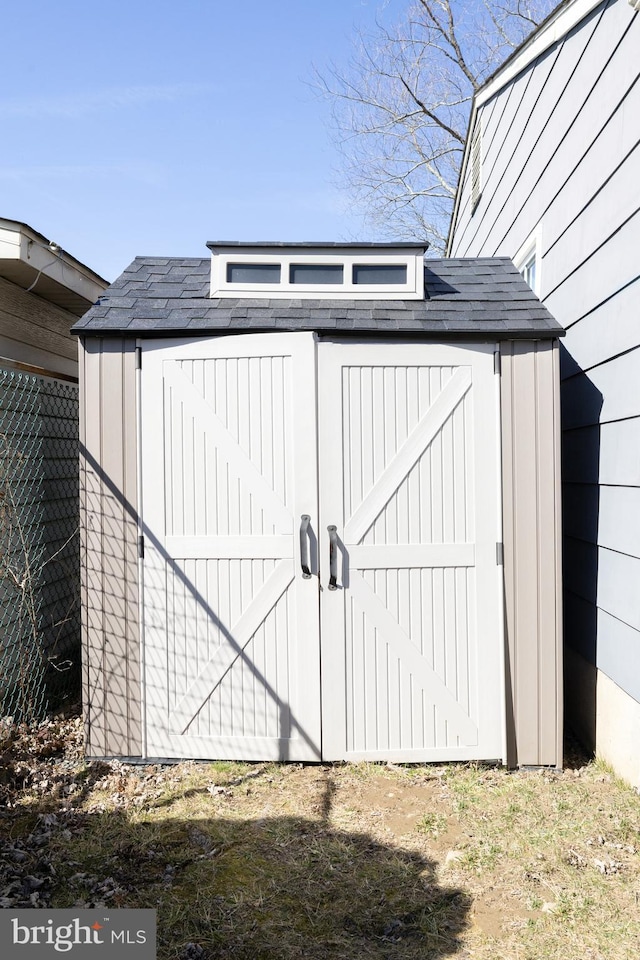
[563, 730, 594, 771]
[2, 774, 470, 960]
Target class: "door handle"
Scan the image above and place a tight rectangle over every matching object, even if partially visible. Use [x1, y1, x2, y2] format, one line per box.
[300, 515, 311, 578]
[327, 525, 338, 590]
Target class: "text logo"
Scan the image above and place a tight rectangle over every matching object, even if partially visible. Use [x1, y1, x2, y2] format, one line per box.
[0, 909, 156, 957]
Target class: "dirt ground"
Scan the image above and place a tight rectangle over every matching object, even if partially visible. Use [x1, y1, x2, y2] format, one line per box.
[1, 716, 640, 959]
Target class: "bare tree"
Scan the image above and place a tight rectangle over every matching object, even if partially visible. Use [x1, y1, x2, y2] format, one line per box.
[318, 0, 558, 251]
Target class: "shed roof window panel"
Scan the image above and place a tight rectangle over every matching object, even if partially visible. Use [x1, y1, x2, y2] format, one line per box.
[353, 264, 408, 285]
[227, 263, 281, 283]
[208, 243, 428, 299]
[289, 263, 344, 284]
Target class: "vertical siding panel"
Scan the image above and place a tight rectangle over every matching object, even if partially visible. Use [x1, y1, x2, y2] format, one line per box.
[352, 597, 366, 751]
[430, 369, 443, 542]
[370, 367, 385, 546]
[80, 338, 140, 758]
[513, 345, 541, 764]
[350, 368, 362, 521]
[216, 559, 230, 732]
[102, 343, 127, 756]
[272, 355, 287, 517]
[536, 342, 561, 763]
[552, 342, 564, 769]
[264, 560, 279, 738]
[444, 567, 458, 734]
[364, 578, 378, 751]
[249, 357, 263, 535]
[395, 367, 409, 545]
[229, 359, 242, 536]
[79, 341, 88, 748]
[388, 638, 401, 751]
[432, 567, 446, 747]
[501, 341, 562, 767]
[81, 340, 106, 756]
[260, 358, 273, 537]
[376, 630, 390, 751]
[457, 568, 470, 719]
[500, 344, 517, 766]
[237, 360, 250, 536]
[123, 346, 141, 754]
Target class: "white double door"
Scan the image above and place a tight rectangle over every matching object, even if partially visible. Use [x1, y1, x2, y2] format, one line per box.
[141, 332, 505, 762]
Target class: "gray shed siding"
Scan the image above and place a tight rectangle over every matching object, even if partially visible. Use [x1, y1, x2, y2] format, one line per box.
[79, 333, 562, 767]
[80, 338, 141, 757]
[449, 0, 640, 739]
[500, 340, 563, 767]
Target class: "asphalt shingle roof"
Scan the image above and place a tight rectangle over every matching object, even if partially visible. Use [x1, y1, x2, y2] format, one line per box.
[72, 256, 563, 338]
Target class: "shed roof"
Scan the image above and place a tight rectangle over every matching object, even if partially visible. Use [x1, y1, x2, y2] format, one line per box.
[73, 255, 563, 338]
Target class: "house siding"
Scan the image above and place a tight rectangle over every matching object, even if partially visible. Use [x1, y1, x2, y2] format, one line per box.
[0, 275, 79, 377]
[449, 0, 640, 759]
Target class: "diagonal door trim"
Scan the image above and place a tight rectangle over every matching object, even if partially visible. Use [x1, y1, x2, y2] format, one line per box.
[344, 366, 472, 544]
[169, 559, 295, 735]
[163, 360, 293, 533]
[348, 571, 478, 740]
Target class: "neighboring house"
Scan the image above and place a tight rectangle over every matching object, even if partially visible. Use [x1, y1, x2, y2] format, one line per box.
[73, 242, 564, 766]
[0, 217, 107, 719]
[448, 0, 640, 783]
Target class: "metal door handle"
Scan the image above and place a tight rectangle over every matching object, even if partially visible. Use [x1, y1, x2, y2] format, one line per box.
[328, 525, 338, 590]
[300, 515, 311, 578]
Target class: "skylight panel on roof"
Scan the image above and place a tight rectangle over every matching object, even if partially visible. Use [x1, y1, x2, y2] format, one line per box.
[227, 263, 281, 283]
[208, 243, 427, 300]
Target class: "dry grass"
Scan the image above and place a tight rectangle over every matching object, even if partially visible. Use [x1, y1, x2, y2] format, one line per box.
[1, 720, 640, 959]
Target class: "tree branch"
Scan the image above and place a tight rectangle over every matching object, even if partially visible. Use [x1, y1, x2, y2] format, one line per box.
[315, 0, 555, 250]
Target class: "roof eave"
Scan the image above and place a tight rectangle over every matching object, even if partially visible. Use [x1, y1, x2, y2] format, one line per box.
[73, 323, 563, 339]
[475, 0, 605, 108]
[0, 217, 109, 316]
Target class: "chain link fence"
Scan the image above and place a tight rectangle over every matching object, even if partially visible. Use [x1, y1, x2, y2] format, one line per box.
[0, 366, 80, 721]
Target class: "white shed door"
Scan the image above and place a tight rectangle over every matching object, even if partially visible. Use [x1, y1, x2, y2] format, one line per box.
[141, 333, 321, 760]
[142, 334, 504, 763]
[318, 341, 504, 761]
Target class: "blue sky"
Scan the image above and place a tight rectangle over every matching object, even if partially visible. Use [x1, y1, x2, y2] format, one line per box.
[2, 0, 400, 281]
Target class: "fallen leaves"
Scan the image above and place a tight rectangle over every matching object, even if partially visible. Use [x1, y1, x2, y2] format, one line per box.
[1, 716, 640, 960]
[0, 714, 245, 916]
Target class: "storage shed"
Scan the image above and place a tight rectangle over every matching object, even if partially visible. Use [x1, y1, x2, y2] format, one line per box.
[73, 242, 564, 767]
